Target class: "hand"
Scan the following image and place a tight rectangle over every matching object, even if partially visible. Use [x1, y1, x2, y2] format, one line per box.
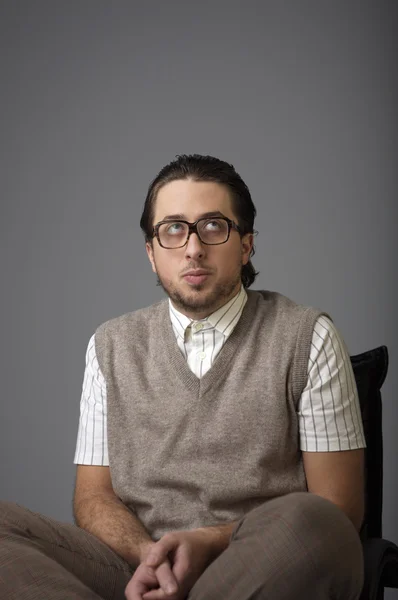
[125, 556, 179, 600]
[139, 529, 216, 600]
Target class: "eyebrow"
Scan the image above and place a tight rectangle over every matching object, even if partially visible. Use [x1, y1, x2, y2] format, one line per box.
[161, 211, 226, 221]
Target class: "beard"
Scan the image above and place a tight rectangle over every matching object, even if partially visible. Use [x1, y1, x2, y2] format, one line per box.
[155, 265, 242, 317]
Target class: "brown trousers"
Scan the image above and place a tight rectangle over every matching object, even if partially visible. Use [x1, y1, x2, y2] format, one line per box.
[0, 492, 364, 599]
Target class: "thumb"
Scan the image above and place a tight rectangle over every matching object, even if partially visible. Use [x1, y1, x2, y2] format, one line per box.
[145, 537, 177, 568]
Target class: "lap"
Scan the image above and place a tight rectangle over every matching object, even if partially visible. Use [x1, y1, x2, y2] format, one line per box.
[0, 494, 364, 600]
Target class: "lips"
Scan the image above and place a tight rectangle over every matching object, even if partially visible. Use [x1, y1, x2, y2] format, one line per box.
[183, 270, 210, 277]
[183, 270, 210, 285]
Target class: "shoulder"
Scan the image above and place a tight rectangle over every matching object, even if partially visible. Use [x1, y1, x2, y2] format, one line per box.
[247, 289, 329, 324]
[310, 314, 347, 360]
[247, 290, 332, 401]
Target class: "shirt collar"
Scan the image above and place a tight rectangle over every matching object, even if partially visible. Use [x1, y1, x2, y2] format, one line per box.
[168, 285, 248, 340]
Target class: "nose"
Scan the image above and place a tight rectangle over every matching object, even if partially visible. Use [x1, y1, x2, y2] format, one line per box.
[184, 232, 205, 260]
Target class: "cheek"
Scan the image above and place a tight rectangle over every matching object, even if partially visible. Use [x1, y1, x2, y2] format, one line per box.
[219, 245, 241, 269]
[155, 253, 179, 278]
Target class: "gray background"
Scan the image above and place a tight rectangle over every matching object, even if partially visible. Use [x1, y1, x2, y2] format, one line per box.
[1, 1, 397, 595]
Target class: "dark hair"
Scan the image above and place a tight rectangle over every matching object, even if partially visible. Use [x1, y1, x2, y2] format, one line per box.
[140, 154, 259, 288]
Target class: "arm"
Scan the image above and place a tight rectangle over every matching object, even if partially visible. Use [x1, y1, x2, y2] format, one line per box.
[74, 336, 181, 597]
[73, 336, 155, 566]
[73, 464, 155, 568]
[302, 448, 365, 531]
[299, 315, 366, 531]
[195, 520, 238, 560]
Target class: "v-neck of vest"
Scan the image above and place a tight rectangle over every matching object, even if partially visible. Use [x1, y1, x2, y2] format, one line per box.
[159, 290, 259, 395]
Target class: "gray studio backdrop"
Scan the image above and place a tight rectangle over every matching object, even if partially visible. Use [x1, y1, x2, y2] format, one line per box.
[1, 1, 397, 594]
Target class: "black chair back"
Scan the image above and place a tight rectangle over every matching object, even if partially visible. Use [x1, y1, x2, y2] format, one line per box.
[350, 345, 388, 540]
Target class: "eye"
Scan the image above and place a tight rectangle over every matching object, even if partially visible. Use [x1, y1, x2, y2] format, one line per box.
[203, 219, 223, 230]
[166, 222, 185, 234]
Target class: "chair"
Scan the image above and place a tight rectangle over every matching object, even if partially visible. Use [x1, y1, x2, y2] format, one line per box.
[350, 346, 398, 600]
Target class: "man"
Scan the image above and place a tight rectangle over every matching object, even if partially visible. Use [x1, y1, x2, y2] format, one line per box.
[0, 154, 365, 599]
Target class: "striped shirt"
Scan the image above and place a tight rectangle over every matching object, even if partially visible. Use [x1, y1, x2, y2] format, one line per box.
[74, 287, 366, 465]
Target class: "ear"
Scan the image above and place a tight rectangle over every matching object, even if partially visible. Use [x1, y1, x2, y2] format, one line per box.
[241, 233, 254, 266]
[146, 242, 157, 274]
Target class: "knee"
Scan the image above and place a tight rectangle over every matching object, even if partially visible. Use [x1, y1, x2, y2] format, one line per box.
[234, 492, 363, 593]
[278, 492, 364, 593]
[270, 490, 352, 529]
[277, 491, 360, 545]
[0, 501, 34, 535]
[263, 491, 362, 556]
[239, 491, 353, 530]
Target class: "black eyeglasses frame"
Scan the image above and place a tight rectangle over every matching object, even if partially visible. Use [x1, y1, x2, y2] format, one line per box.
[151, 216, 242, 249]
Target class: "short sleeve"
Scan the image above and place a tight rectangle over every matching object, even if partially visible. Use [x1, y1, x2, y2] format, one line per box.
[73, 334, 109, 465]
[298, 315, 366, 452]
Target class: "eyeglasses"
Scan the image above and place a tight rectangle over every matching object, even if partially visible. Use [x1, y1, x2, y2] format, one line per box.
[152, 216, 241, 249]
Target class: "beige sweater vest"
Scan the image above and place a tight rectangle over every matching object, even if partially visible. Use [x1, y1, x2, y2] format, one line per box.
[95, 289, 326, 540]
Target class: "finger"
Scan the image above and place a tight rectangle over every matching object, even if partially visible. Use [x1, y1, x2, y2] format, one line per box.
[142, 585, 181, 600]
[170, 544, 191, 584]
[125, 565, 158, 600]
[142, 589, 169, 600]
[155, 560, 179, 597]
[145, 536, 177, 568]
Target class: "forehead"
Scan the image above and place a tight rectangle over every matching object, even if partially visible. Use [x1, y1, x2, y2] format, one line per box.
[153, 179, 235, 221]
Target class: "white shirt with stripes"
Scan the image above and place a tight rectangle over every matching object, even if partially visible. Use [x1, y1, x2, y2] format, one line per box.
[74, 287, 366, 465]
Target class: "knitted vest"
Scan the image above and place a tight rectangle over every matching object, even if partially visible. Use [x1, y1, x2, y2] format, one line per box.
[95, 289, 326, 540]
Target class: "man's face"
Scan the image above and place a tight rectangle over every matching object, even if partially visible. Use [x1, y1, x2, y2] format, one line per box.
[146, 179, 253, 319]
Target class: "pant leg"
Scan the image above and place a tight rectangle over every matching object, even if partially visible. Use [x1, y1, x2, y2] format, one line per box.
[188, 492, 364, 600]
[0, 501, 134, 600]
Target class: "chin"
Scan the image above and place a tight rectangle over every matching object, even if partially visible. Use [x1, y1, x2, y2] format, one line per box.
[175, 285, 215, 308]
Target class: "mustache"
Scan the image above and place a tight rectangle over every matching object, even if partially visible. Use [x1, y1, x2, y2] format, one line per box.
[181, 265, 212, 274]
